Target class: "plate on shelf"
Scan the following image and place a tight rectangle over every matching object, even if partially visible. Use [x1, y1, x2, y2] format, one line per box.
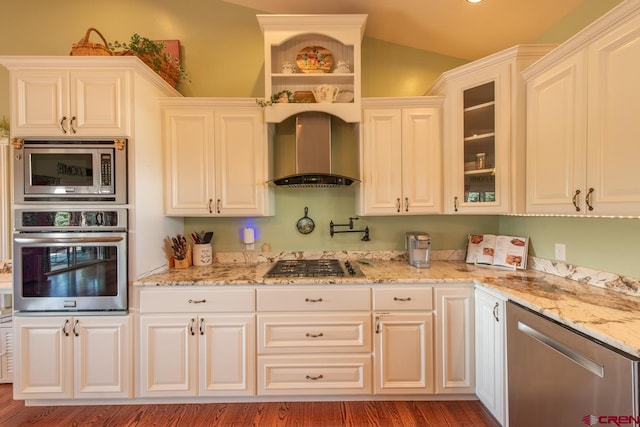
[296, 46, 333, 73]
[335, 91, 354, 103]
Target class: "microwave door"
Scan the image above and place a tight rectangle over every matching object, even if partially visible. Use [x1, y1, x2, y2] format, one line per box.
[26, 149, 97, 195]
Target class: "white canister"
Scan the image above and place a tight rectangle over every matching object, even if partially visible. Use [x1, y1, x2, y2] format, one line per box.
[192, 243, 212, 266]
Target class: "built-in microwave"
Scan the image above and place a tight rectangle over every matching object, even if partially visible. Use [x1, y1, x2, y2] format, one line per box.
[12, 139, 127, 204]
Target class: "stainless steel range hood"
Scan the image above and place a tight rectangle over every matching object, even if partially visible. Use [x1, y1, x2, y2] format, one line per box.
[270, 112, 359, 187]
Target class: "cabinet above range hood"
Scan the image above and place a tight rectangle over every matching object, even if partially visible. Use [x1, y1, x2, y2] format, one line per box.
[269, 112, 359, 187]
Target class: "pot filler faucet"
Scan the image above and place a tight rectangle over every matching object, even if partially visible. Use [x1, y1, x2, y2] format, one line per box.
[329, 217, 370, 241]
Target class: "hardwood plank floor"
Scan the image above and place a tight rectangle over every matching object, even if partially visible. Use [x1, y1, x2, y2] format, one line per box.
[0, 384, 500, 426]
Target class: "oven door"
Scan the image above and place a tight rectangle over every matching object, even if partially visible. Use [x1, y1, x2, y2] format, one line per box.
[13, 232, 127, 313]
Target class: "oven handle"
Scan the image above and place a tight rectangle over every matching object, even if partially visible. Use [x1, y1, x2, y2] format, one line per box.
[14, 236, 125, 244]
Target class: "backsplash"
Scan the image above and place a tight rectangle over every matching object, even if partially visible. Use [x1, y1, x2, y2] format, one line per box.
[210, 250, 640, 298]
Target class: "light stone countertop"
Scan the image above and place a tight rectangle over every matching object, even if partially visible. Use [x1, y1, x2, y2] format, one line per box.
[134, 259, 640, 358]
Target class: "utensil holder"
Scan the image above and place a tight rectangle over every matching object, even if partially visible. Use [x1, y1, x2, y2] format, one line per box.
[193, 243, 212, 266]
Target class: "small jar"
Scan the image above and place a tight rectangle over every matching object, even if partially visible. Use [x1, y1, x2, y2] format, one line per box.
[476, 152, 486, 169]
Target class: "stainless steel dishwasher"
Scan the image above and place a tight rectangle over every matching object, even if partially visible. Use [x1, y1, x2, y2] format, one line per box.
[507, 301, 639, 427]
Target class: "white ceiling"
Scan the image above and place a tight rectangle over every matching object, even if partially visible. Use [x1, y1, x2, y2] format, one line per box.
[221, 0, 584, 60]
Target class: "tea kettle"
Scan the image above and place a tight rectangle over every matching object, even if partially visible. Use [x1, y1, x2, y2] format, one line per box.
[313, 84, 340, 103]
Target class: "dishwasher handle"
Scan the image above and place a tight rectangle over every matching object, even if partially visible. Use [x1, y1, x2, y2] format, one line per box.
[517, 320, 604, 378]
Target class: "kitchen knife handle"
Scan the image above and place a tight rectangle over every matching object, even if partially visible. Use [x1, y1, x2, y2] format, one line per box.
[572, 189, 581, 212]
[586, 188, 594, 211]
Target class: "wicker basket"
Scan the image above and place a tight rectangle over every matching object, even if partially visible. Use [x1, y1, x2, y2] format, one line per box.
[120, 51, 179, 87]
[70, 28, 113, 56]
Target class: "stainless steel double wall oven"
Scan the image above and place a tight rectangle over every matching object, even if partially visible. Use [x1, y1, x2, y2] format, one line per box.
[12, 139, 129, 314]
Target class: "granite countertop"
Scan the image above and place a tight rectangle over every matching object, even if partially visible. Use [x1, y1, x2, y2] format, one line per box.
[134, 259, 640, 358]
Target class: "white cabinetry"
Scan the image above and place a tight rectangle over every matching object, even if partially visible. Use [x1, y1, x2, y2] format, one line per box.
[525, 3, 640, 216]
[13, 315, 131, 400]
[434, 285, 474, 394]
[475, 286, 507, 426]
[256, 287, 371, 395]
[257, 14, 367, 123]
[0, 320, 12, 383]
[372, 287, 434, 394]
[358, 98, 443, 215]
[161, 99, 273, 217]
[428, 45, 554, 214]
[9, 68, 129, 137]
[139, 288, 255, 397]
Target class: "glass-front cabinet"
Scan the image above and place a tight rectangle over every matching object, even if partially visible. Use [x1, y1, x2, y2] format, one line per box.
[257, 14, 367, 123]
[428, 45, 555, 214]
[463, 81, 497, 205]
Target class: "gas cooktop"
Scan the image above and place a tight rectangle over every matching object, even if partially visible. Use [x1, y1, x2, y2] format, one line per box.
[263, 259, 364, 278]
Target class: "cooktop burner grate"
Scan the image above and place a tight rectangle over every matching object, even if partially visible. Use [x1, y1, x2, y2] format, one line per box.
[264, 259, 362, 278]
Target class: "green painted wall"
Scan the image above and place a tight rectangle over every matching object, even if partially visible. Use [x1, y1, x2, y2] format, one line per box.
[1, 0, 635, 278]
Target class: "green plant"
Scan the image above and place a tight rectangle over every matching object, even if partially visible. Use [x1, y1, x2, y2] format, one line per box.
[256, 90, 315, 107]
[109, 34, 189, 82]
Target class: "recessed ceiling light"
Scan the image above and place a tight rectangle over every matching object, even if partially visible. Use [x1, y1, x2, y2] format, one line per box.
[467, 0, 484, 3]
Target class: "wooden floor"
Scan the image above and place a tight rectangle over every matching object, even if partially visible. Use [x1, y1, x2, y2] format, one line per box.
[0, 384, 500, 427]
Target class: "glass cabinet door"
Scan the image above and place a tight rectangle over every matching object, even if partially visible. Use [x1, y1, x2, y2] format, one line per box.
[463, 81, 496, 204]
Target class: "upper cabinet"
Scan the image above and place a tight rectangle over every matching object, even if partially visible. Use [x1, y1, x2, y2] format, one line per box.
[161, 98, 274, 217]
[428, 45, 555, 214]
[257, 14, 367, 123]
[8, 67, 130, 137]
[358, 97, 443, 216]
[524, 1, 640, 216]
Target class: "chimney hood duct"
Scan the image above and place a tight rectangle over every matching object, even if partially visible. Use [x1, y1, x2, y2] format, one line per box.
[270, 112, 359, 187]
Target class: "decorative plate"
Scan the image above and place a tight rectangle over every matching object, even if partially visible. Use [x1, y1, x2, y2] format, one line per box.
[296, 46, 333, 73]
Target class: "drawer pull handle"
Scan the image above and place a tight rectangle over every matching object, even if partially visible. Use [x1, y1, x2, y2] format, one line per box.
[188, 299, 206, 304]
[305, 298, 323, 303]
[305, 374, 324, 381]
[393, 297, 412, 302]
[305, 332, 324, 338]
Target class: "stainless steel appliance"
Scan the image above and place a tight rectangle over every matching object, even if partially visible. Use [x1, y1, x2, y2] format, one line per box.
[13, 139, 127, 204]
[13, 208, 128, 313]
[507, 301, 639, 426]
[406, 232, 431, 268]
[264, 259, 364, 278]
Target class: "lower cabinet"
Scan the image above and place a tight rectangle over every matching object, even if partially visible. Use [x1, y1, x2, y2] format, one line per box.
[475, 286, 507, 425]
[372, 287, 435, 394]
[256, 287, 372, 395]
[138, 288, 255, 397]
[434, 285, 475, 394]
[13, 315, 131, 400]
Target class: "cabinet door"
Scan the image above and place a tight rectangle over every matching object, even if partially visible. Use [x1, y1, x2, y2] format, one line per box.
[214, 107, 270, 216]
[373, 312, 434, 394]
[73, 316, 131, 398]
[139, 314, 198, 397]
[474, 288, 506, 425]
[401, 108, 442, 214]
[69, 70, 129, 136]
[12, 70, 68, 135]
[445, 63, 511, 214]
[199, 314, 255, 396]
[163, 108, 216, 216]
[526, 51, 588, 214]
[13, 316, 73, 399]
[586, 15, 640, 215]
[361, 108, 403, 215]
[434, 286, 474, 394]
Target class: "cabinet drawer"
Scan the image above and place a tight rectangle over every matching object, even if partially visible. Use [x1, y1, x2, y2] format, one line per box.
[258, 313, 371, 354]
[373, 287, 433, 311]
[257, 354, 372, 395]
[139, 288, 254, 313]
[257, 288, 370, 312]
